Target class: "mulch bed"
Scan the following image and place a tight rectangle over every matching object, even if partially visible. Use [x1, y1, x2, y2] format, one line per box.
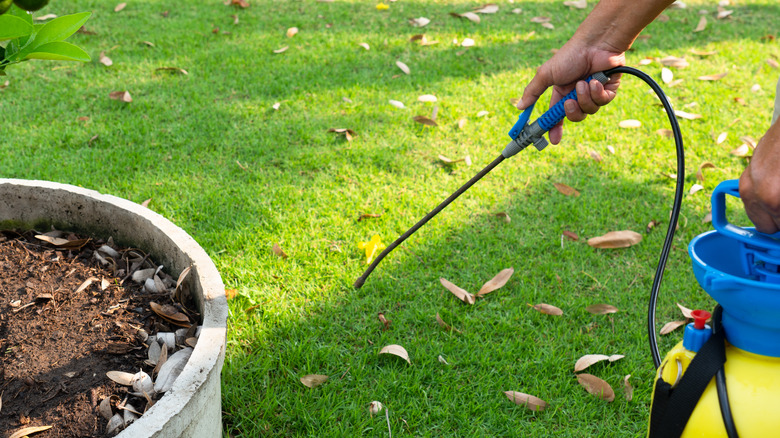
[0, 229, 194, 437]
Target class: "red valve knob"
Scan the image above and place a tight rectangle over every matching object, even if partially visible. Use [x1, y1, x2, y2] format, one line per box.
[691, 309, 711, 330]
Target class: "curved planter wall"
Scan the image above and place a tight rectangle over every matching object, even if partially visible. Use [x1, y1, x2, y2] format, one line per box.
[0, 179, 227, 438]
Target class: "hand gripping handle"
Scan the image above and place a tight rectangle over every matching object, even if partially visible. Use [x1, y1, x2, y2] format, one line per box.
[711, 179, 780, 249]
[508, 71, 611, 140]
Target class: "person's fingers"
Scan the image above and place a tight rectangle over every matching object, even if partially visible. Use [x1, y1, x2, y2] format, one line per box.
[576, 80, 599, 115]
[518, 66, 554, 110]
[739, 171, 780, 234]
[548, 122, 564, 145]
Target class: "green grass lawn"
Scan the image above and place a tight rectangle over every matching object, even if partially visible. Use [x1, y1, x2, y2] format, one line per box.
[2, 0, 779, 436]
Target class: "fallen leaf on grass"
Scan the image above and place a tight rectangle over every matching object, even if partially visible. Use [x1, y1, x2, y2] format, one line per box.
[99, 52, 113, 66]
[716, 132, 728, 144]
[563, 0, 587, 9]
[577, 373, 615, 402]
[473, 4, 499, 13]
[553, 182, 580, 196]
[767, 59, 780, 69]
[659, 56, 689, 68]
[300, 374, 328, 388]
[530, 16, 551, 23]
[109, 91, 132, 103]
[379, 344, 411, 364]
[10, 426, 53, 438]
[717, 9, 733, 19]
[327, 128, 356, 141]
[476, 268, 514, 297]
[574, 354, 625, 372]
[450, 12, 480, 23]
[698, 71, 728, 81]
[661, 68, 673, 84]
[357, 213, 382, 221]
[440, 278, 475, 304]
[155, 67, 188, 75]
[619, 119, 641, 128]
[358, 234, 385, 265]
[286, 27, 298, 38]
[272, 243, 288, 258]
[563, 230, 579, 241]
[460, 38, 475, 47]
[409, 17, 430, 27]
[529, 303, 563, 316]
[396, 61, 411, 75]
[378, 312, 391, 331]
[358, 42, 370, 50]
[587, 231, 642, 249]
[624, 375, 633, 401]
[504, 391, 548, 411]
[588, 150, 603, 162]
[660, 320, 687, 335]
[273, 46, 289, 54]
[675, 110, 703, 120]
[677, 302, 694, 319]
[495, 212, 510, 223]
[418, 94, 437, 102]
[114, 2, 127, 12]
[690, 184, 704, 195]
[436, 312, 461, 333]
[413, 115, 438, 126]
[438, 155, 469, 164]
[389, 100, 405, 109]
[225, 0, 250, 7]
[585, 303, 619, 314]
[693, 16, 707, 32]
[730, 143, 751, 157]
[696, 162, 716, 181]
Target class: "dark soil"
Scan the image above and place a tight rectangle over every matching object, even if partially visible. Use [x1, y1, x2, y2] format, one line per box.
[0, 229, 194, 438]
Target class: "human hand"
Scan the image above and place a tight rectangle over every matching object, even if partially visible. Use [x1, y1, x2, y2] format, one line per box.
[517, 40, 624, 144]
[739, 121, 780, 234]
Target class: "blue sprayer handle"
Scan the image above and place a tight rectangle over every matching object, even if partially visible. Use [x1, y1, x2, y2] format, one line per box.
[711, 179, 780, 249]
[508, 72, 610, 140]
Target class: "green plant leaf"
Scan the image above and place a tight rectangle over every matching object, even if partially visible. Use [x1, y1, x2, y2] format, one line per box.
[24, 41, 91, 62]
[0, 15, 34, 41]
[32, 12, 91, 47]
[7, 4, 33, 26]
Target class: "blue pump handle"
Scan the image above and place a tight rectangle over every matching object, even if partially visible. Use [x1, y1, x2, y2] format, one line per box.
[711, 179, 780, 249]
[508, 103, 535, 139]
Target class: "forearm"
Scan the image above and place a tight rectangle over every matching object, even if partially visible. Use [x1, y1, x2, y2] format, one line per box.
[572, 0, 677, 53]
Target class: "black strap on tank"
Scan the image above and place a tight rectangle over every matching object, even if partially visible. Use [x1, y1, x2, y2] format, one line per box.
[648, 306, 738, 437]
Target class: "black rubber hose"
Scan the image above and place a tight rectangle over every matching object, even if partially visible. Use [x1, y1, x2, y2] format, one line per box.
[354, 154, 506, 289]
[604, 66, 686, 369]
[712, 306, 740, 437]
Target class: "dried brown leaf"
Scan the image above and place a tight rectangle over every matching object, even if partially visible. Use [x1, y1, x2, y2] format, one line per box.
[150, 301, 190, 327]
[716, 132, 728, 144]
[10, 426, 53, 438]
[75, 277, 98, 294]
[109, 91, 132, 103]
[409, 17, 431, 27]
[114, 2, 127, 12]
[529, 303, 563, 316]
[357, 213, 382, 221]
[661, 68, 673, 84]
[377, 312, 391, 331]
[286, 27, 298, 38]
[656, 128, 673, 138]
[327, 128, 356, 141]
[358, 42, 370, 50]
[730, 143, 751, 157]
[473, 4, 499, 13]
[563, 0, 587, 9]
[624, 375, 633, 401]
[675, 110, 703, 120]
[379, 344, 411, 364]
[698, 71, 728, 81]
[440, 277, 475, 304]
[587, 230, 642, 249]
[436, 312, 461, 333]
[396, 60, 411, 75]
[585, 303, 619, 314]
[588, 149, 603, 162]
[577, 373, 615, 402]
[504, 391, 548, 411]
[477, 268, 514, 297]
[677, 302, 694, 319]
[659, 56, 689, 68]
[574, 354, 610, 372]
[418, 94, 437, 102]
[693, 16, 707, 32]
[272, 242, 288, 258]
[494, 212, 510, 223]
[767, 59, 780, 69]
[563, 230, 579, 241]
[451, 12, 480, 23]
[660, 320, 687, 335]
[273, 46, 288, 54]
[300, 374, 329, 388]
[413, 116, 438, 127]
[553, 182, 580, 196]
[99, 52, 113, 66]
[619, 119, 641, 128]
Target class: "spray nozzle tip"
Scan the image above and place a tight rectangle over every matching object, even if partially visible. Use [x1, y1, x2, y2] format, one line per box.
[691, 309, 712, 330]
